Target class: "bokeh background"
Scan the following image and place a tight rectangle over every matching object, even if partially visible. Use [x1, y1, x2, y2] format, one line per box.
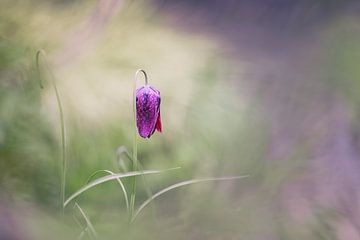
[1, 0, 360, 239]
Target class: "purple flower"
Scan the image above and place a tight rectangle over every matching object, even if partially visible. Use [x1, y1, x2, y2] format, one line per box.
[136, 85, 162, 138]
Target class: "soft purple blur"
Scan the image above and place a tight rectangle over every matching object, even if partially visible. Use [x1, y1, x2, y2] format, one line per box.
[152, 1, 360, 239]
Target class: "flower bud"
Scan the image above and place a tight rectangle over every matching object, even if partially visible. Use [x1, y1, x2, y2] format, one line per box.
[136, 85, 162, 138]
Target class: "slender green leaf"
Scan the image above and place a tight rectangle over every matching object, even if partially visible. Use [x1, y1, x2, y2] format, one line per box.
[116, 146, 132, 172]
[73, 213, 88, 240]
[64, 168, 180, 207]
[77, 229, 86, 240]
[74, 203, 98, 239]
[36, 49, 67, 213]
[115, 146, 154, 198]
[115, 145, 158, 221]
[86, 169, 130, 213]
[132, 175, 250, 222]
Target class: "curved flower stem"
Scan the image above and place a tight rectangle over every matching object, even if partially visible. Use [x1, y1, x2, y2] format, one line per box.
[129, 69, 148, 223]
[36, 50, 67, 215]
[135, 69, 148, 86]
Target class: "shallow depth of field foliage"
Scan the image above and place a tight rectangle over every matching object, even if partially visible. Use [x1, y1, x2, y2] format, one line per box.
[2, 0, 360, 239]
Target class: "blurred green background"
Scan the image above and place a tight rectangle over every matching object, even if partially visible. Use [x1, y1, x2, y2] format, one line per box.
[1, 0, 360, 239]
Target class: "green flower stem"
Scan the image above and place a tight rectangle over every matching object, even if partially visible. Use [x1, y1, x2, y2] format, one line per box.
[129, 69, 148, 223]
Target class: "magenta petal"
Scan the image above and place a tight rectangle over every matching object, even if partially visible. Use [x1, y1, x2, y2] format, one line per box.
[136, 85, 161, 138]
[155, 111, 162, 133]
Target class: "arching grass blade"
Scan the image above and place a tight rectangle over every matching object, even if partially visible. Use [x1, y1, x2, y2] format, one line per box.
[74, 203, 98, 239]
[85, 169, 130, 213]
[64, 168, 180, 207]
[132, 175, 250, 222]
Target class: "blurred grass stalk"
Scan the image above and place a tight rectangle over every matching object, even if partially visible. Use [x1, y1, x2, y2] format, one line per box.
[36, 50, 67, 214]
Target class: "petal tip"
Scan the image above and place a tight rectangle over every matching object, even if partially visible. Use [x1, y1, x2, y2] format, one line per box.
[156, 113, 162, 133]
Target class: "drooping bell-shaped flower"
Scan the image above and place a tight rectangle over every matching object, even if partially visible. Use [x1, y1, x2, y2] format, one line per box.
[136, 85, 162, 138]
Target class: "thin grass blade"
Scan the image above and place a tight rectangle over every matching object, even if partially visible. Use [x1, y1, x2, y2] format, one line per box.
[64, 168, 180, 207]
[115, 147, 155, 201]
[73, 215, 87, 240]
[74, 203, 98, 239]
[36, 49, 67, 213]
[116, 146, 132, 172]
[115, 146, 159, 221]
[86, 169, 130, 212]
[132, 175, 250, 222]
[77, 229, 86, 240]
